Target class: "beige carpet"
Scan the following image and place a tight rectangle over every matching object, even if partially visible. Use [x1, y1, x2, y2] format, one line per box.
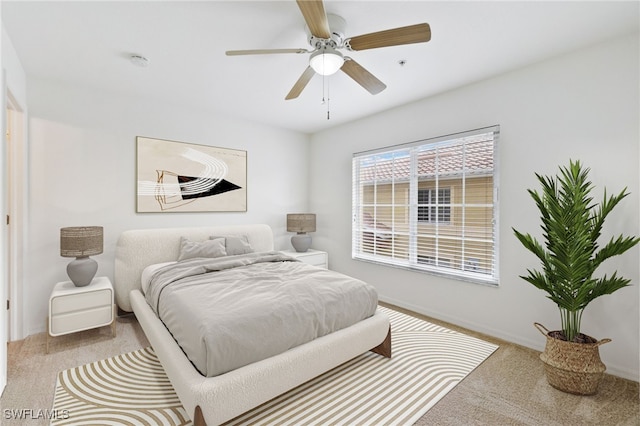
[49, 306, 498, 425]
[2, 303, 637, 425]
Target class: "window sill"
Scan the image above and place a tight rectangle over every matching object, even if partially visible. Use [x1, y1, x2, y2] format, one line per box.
[352, 254, 499, 287]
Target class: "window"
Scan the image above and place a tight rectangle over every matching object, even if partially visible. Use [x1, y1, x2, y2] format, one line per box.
[352, 126, 499, 285]
[418, 188, 451, 223]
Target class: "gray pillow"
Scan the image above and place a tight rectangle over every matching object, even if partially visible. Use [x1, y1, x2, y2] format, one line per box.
[178, 237, 227, 261]
[210, 235, 254, 256]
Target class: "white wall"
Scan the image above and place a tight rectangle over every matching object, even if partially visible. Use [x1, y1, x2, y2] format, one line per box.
[309, 34, 640, 381]
[25, 78, 310, 336]
[2, 29, 26, 105]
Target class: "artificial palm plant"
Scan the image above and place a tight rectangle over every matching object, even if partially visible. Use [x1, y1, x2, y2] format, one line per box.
[513, 160, 639, 343]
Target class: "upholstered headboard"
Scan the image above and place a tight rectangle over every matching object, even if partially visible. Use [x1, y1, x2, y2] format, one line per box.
[114, 224, 274, 312]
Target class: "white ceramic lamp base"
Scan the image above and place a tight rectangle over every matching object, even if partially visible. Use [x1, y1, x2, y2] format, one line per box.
[291, 233, 312, 252]
[67, 256, 98, 287]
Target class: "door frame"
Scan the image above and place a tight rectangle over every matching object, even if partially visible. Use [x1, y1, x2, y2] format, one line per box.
[5, 89, 25, 342]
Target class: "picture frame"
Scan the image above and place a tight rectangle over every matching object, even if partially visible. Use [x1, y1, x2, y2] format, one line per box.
[136, 136, 247, 213]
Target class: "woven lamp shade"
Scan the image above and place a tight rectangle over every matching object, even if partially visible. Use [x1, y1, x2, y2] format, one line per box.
[60, 226, 104, 257]
[287, 214, 316, 233]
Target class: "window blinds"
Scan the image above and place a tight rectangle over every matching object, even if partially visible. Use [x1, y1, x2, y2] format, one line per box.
[352, 126, 499, 285]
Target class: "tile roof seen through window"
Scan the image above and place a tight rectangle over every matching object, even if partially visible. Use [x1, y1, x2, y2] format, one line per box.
[358, 137, 494, 183]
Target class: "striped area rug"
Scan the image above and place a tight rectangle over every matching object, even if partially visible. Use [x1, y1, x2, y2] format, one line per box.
[51, 346, 190, 425]
[52, 306, 498, 426]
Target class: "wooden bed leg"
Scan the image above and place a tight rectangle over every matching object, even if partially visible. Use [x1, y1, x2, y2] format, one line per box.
[194, 406, 207, 426]
[370, 325, 392, 358]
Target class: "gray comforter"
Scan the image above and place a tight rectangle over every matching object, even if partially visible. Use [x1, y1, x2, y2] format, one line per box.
[145, 251, 378, 377]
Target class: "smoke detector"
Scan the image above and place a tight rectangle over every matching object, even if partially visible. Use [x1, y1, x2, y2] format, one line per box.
[130, 55, 149, 68]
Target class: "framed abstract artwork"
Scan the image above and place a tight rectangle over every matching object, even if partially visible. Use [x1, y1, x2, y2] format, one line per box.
[136, 136, 247, 212]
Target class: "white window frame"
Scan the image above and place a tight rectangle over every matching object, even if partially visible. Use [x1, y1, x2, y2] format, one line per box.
[352, 126, 500, 285]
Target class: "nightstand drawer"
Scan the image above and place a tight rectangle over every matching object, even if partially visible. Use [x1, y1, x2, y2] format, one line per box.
[300, 252, 327, 267]
[50, 305, 113, 336]
[51, 288, 111, 314]
[281, 250, 328, 269]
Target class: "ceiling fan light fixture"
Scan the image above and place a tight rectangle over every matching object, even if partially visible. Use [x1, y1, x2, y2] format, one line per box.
[309, 47, 344, 76]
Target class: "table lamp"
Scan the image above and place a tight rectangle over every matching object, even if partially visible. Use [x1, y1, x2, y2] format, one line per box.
[287, 213, 316, 252]
[60, 226, 103, 287]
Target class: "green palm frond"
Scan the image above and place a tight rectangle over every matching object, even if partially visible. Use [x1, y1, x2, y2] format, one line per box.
[512, 160, 639, 342]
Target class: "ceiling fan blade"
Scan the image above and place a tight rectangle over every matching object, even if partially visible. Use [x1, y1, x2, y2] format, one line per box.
[346, 23, 431, 51]
[226, 48, 308, 56]
[286, 66, 316, 100]
[296, 0, 331, 39]
[341, 59, 386, 95]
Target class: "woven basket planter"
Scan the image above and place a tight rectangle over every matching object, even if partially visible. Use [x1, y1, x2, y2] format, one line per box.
[534, 323, 611, 395]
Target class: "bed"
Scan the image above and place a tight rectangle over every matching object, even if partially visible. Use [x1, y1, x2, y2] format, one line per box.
[114, 224, 391, 426]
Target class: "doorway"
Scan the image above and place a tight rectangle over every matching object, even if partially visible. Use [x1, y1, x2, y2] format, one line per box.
[5, 92, 24, 342]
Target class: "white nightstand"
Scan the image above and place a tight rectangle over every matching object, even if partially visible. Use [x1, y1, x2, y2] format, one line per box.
[47, 276, 116, 353]
[282, 249, 328, 269]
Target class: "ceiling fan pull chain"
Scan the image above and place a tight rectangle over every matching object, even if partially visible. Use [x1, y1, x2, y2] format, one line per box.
[320, 72, 331, 120]
[327, 76, 331, 120]
[321, 64, 326, 105]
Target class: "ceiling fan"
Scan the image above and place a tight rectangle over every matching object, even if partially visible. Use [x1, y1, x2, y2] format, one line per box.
[225, 0, 431, 100]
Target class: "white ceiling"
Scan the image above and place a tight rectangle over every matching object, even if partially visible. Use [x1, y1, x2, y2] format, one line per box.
[3, 1, 639, 134]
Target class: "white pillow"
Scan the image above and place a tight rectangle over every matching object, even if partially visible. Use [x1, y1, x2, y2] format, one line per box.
[178, 237, 227, 261]
[210, 235, 254, 256]
[140, 261, 176, 294]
